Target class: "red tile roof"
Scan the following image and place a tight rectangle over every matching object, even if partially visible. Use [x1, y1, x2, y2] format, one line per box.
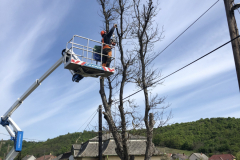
[209, 154, 236, 160]
[35, 155, 56, 160]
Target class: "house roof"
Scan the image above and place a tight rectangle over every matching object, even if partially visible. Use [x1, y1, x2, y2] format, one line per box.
[190, 153, 208, 160]
[75, 141, 99, 157]
[209, 154, 236, 160]
[73, 133, 160, 157]
[22, 155, 36, 160]
[102, 139, 160, 156]
[173, 154, 189, 160]
[72, 144, 81, 150]
[35, 155, 56, 160]
[52, 154, 63, 160]
[59, 152, 72, 160]
[89, 133, 146, 142]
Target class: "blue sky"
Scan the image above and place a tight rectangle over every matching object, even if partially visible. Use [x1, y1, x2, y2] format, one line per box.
[0, 0, 240, 141]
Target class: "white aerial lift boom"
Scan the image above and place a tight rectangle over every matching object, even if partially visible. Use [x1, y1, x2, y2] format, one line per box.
[0, 35, 116, 160]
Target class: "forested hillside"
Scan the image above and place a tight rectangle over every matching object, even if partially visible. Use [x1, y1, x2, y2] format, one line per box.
[0, 131, 97, 159]
[0, 140, 14, 159]
[153, 117, 240, 156]
[0, 118, 239, 159]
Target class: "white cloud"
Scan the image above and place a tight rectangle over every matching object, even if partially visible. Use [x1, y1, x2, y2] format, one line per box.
[1, 0, 240, 141]
[0, 1, 72, 140]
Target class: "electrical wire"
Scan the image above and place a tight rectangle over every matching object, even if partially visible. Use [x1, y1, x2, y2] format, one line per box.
[0, 109, 99, 143]
[76, 108, 98, 132]
[75, 110, 98, 143]
[0, 132, 44, 142]
[0, 0, 229, 143]
[110, 0, 220, 110]
[113, 35, 240, 104]
[233, 2, 240, 14]
[146, 0, 220, 66]
[1, 108, 98, 142]
[0, 132, 9, 136]
[83, 111, 98, 131]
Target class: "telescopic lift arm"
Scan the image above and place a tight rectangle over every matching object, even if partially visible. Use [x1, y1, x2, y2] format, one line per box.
[0, 57, 63, 160]
[1, 34, 116, 160]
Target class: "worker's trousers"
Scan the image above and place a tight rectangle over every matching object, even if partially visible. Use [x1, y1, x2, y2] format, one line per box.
[102, 48, 112, 67]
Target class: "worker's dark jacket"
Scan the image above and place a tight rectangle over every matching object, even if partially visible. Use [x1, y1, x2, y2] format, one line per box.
[102, 26, 115, 49]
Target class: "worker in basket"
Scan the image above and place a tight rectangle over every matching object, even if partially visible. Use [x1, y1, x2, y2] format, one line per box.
[101, 24, 117, 67]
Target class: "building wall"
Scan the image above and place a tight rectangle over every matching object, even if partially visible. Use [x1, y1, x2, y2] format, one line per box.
[189, 154, 199, 160]
[102, 155, 161, 160]
[103, 156, 121, 160]
[150, 156, 161, 160]
[69, 155, 75, 160]
[134, 156, 144, 160]
[76, 155, 161, 160]
[82, 158, 98, 160]
[28, 156, 36, 160]
[75, 158, 98, 160]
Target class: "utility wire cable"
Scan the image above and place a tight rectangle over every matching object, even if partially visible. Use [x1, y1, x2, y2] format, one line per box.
[0, 109, 99, 142]
[111, 0, 219, 105]
[0, 132, 44, 141]
[113, 35, 240, 104]
[147, 0, 220, 66]
[75, 109, 98, 143]
[83, 111, 98, 131]
[233, 2, 240, 14]
[76, 108, 98, 132]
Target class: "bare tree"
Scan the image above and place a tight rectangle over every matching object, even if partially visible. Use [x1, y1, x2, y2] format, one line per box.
[131, 0, 168, 159]
[97, 0, 172, 160]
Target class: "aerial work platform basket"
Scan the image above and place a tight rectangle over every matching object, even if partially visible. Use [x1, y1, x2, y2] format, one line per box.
[63, 35, 116, 78]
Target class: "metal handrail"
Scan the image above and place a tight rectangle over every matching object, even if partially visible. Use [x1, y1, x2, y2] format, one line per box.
[66, 35, 116, 68]
[72, 35, 116, 48]
[69, 42, 99, 50]
[72, 46, 115, 59]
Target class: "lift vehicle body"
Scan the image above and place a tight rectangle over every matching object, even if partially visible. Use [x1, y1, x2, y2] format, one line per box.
[0, 35, 116, 160]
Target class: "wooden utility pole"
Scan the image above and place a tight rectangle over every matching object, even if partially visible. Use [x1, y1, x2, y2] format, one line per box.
[18, 151, 21, 160]
[0, 140, 2, 151]
[98, 105, 102, 160]
[7, 144, 10, 153]
[224, 0, 240, 90]
[44, 150, 45, 160]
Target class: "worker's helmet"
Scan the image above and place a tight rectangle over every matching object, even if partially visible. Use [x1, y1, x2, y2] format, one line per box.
[101, 30, 106, 36]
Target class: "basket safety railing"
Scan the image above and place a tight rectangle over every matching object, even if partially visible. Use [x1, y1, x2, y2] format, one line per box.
[65, 35, 116, 69]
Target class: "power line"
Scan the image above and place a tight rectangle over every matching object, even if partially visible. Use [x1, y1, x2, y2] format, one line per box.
[111, 0, 220, 105]
[0, 133, 9, 136]
[75, 109, 98, 143]
[0, 109, 99, 143]
[76, 108, 98, 132]
[0, 132, 44, 141]
[147, 0, 220, 66]
[113, 35, 240, 104]
[83, 111, 98, 131]
[233, 2, 240, 14]
[111, 0, 220, 109]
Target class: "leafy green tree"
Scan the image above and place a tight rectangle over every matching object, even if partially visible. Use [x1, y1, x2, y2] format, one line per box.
[236, 151, 240, 160]
[152, 118, 240, 156]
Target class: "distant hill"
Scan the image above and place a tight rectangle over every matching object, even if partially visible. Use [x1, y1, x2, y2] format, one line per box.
[0, 118, 239, 159]
[0, 140, 14, 159]
[0, 131, 97, 159]
[153, 117, 240, 156]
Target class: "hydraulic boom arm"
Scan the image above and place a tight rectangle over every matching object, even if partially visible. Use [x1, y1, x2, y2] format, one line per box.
[0, 57, 63, 160]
